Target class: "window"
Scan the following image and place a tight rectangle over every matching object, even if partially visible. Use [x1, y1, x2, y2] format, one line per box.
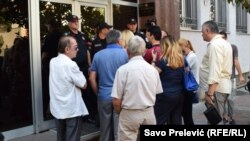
[113, 4, 137, 30]
[80, 6, 105, 40]
[40, 1, 72, 38]
[0, 0, 33, 131]
[210, 0, 227, 31]
[236, 4, 247, 33]
[40, 1, 72, 121]
[179, 0, 198, 29]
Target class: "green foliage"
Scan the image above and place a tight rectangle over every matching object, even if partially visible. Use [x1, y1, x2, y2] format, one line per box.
[40, 2, 105, 40]
[0, 0, 28, 26]
[210, 0, 216, 20]
[80, 6, 105, 39]
[227, 0, 250, 12]
[40, 1, 72, 39]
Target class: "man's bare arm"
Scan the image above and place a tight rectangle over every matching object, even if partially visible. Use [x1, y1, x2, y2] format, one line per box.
[89, 71, 98, 95]
[234, 58, 245, 83]
[113, 98, 122, 114]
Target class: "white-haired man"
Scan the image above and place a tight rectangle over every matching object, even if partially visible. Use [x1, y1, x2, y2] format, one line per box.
[111, 36, 163, 140]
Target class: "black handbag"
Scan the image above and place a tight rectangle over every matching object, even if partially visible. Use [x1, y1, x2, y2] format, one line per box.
[203, 103, 222, 125]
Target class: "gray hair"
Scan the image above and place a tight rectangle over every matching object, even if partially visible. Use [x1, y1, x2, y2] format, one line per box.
[106, 29, 121, 44]
[202, 20, 219, 33]
[58, 36, 74, 53]
[127, 36, 146, 56]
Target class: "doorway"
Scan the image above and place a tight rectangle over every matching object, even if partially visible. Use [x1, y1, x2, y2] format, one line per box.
[39, 0, 107, 136]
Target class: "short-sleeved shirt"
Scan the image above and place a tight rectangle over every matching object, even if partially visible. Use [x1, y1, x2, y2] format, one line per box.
[90, 44, 128, 101]
[156, 59, 185, 95]
[91, 35, 107, 60]
[49, 54, 88, 119]
[111, 56, 163, 109]
[143, 44, 161, 63]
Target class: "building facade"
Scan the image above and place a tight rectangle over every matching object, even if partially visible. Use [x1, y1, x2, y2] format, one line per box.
[179, 0, 250, 79]
[0, 0, 249, 140]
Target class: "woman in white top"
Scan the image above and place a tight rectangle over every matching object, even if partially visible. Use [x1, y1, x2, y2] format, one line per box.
[179, 38, 199, 125]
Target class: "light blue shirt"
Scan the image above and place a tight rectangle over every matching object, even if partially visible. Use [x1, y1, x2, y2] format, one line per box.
[91, 44, 128, 100]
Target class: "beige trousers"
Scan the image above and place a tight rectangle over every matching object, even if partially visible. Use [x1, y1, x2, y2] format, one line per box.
[118, 107, 156, 141]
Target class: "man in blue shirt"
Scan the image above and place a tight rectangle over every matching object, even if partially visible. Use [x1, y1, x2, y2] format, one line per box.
[89, 29, 128, 141]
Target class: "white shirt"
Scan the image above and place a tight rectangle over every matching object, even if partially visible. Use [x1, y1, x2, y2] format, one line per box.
[186, 51, 199, 83]
[49, 54, 88, 119]
[199, 35, 232, 94]
[111, 56, 163, 109]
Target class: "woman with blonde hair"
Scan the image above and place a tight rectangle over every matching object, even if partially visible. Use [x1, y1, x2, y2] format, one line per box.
[121, 29, 134, 50]
[178, 38, 198, 81]
[179, 38, 199, 125]
[152, 35, 185, 125]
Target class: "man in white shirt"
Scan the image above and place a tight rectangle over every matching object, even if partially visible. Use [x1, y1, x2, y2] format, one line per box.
[111, 36, 163, 140]
[200, 21, 232, 124]
[219, 30, 245, 124]
[49, 36, 88, 141]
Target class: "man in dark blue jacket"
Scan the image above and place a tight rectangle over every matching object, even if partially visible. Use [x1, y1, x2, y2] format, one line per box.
[91, 22, 112, 60]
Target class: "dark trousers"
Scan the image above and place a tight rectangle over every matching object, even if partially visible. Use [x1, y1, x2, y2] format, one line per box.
[182, 91, 195, 125]
[55, 116, 82, 141]
[81, 85, 97, 120]
[0, 132, 4, 141]
[154, 93, 184, 125]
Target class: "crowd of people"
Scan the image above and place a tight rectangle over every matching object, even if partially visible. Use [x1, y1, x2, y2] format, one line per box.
[41, 14, 244, 141]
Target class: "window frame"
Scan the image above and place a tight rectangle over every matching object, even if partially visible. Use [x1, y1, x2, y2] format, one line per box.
[210, 0, 227, 31]
[236, 4, 248, 33]
[179, 0, 198, 30]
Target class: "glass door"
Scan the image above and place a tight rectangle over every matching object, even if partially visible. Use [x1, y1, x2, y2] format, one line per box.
[38, 0, 108, 134]
[79, 2, 108, 40]
[77, 1, 108, 136]
[38, 0, 73, 132]
[0, 0, 33, 140]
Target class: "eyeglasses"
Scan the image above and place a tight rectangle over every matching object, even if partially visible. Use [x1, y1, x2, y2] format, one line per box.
[69, 46, 78, 51]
